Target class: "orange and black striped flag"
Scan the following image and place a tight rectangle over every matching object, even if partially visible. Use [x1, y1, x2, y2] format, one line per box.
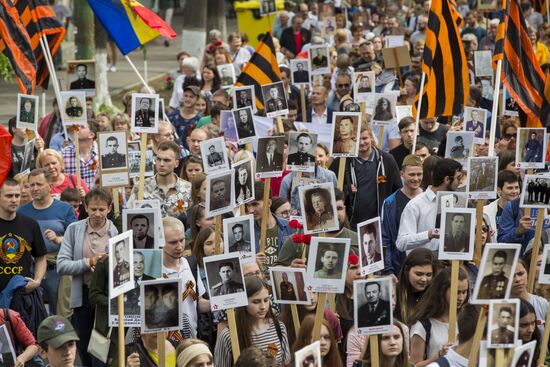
[0, 0, 36, 94]
[413, 0, 469, 119]
[13, 0, 65, 90]
[235, 31, 281, 110]
[493, 0, 549, 125]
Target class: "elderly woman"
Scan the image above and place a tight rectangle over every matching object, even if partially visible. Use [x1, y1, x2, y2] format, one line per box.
[169, 56, 201, 110]
[36, 148, 88, 199]
[228, 32, 251, 73]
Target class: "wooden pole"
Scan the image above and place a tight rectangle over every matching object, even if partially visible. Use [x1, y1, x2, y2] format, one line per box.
[117, 294, 125, 367]
[157, 332, 165, 367]
[447, 261, 459, 344]
[112, 188, 120, 218]
[300, 85, 307, 121]
[290, 304, 300, 337]
[137, 133, 148, 200]
[259, 179, 271, 254]
[494, 349, 505, 366]
[215, 215, 223, 254]
[227, 308, 241, 362]
[528, 209, 544, 292]
[392, 48, 403, 88]
[337, 158, 346, 191]
[312, 292, 327, 341]
[537, 301, 550, 365]
[467, 307, 488, 367]
[377, 125, 384, 149]
[474, 200, 485, 267]
[369, 335, 380, 367]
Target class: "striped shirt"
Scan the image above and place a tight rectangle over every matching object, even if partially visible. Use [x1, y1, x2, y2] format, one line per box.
[214, 319, 290, 367]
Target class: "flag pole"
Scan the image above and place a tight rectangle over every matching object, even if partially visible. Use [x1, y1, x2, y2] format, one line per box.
[124, 55, 153, 94]
[488, 59, 502, 157]
[411, 71, 426, 153]
[39, 35, 68, 139]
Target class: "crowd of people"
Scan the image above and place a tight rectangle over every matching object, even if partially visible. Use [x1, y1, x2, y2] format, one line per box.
[2, 0, 550, 366]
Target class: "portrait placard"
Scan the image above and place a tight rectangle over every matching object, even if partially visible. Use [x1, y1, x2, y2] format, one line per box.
[131, 200, 165, 247]
[218, 64, 236, 87]
[509, 340, 537, 367]
[444, 131, 475, 163]
[309, 45, 330, 75]
[299, 182, 339, 234]
[223, 215, 256, 263]
[439, 207, 476, 261]
[294, 341, 322, 367]
[128, 141, 154, 178]
[204, 253, 248, 311]
[463, 107, 487, 144]
[220, 110, 238, 143]
[353, 71, 375, 102]
[478, 0, 499, 11]
[201, 137, 230, 174]
[259, 0, 277, 15]
[290, 59, 311, 86]
[205, 169, 235, 218]
[472, 243, 521, 304]
[0, 324, 16, 365]
[520, 174, 550, 208]
[487, 299, 519, 349]
[16, 94, 39, 131]
[372, 93, 397, 125]
[502, 86, 519, 117]
[140, 278, 182, 333]
[395, 105, 413, 122]
[538, 244, 550, 284]
[108, 231, 134, 299]
[233, 159, 255, 206]
[67, 59, 96, 96]
[515, 128, 547, 169]
[305, 237, 350, 293]
[467, 156, 498, 200]
[122, 208, 162, 249]
[287, 131, 317, 173]
[60, 91, 87, 127]
[256, 136, 286, 178]
[261, 81, 289, 118]
[474, 50, 493, 77]
[381, 46, 411, 69]
[330, 112, 361, 157]
[357, 217, 384, 275]
[353, 277, 393, 335]
[233, 85, 256, 112]
[270, 267, 310, 305]
[233, 106, 257, 144]
[98, 131, 129, 187]
[131, 93, 159, 134]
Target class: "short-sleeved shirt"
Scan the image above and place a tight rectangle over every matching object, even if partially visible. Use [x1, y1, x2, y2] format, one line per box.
[411, 318, 454, 359]
[0, 214, 47, 291]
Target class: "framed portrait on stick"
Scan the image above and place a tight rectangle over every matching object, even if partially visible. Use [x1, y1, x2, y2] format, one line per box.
[60, 91, 87, 127]
[357, 217, 384, 275]
[16, 94, 39, 131]
[67, 59, 96, 96]
[204, 253, 248, 311]
[520, 174, 550, 208]
[298, 182, 339, 234]
[140, 278, 183, 333]
[98, 131, 129, 187]
[108, 231, 134, 299]
[515, 128, 547, 169]
[131, 93, 159, 134]
[270, 267, 310, 305]
[353, 277, 393, 335]
[487, 299, 519, 349]
[223, 215, 256, 263]
[305, 237, 350, 293]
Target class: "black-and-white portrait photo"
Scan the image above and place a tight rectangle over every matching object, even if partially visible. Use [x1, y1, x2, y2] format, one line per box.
[131, 93, 159, 133]
[467, 157, 498, 198]
[502, 87, 519, 117]
[99, 131, 128, 171]
[204, 253, 248, 310]
[305, 237, 350, 293]
[538, 244, 550, 284]
[220, 110, 238, 143]
[331, 112, 361, 157]
[141, 279, 182, 333]
[372, 93, 397, 125]
[218, 64, 235, 87]
[200, 137, 229, 174]
[313, 242, 345, 279]
[123, 208, 160, 249]
[463, 107, 487, 144]
[445, 131, 474, 161]
[233, 106, 256, 143]
[108, 231, 134, 299]
[67, 60, 96, 95]
[474, 50, 493, 77]
[520, 174, 550, 208]
[439, 208, 475, 261]
[261, 81, 289, 117]
[233, 159, 254, 205]
[16, 94, 39, 131]
[223, 215, 255, 262]
[287, 132, 317, 171]
[472, 244, 520, 303]
[60, 91, 87, 127]
[256, 136, 285, 176]
[354, 71, 375, 100]
[0, 325, 15, 366]
[234, 86, 255, 112]
[509, 340, 537, 367]
[128, 142, 155, 178]
[294, 341, 322, 367]
[205, 170, 235, 217]
[357, 217, 384, 275]
[299, 183, 339, 234]
[259, 0, 277, 15]
[488, 300, 519, 348]
[354, 278, 393, 334]
[290, 59, 310, 85]
[270, 267, 309, 305]
[516, 128, 547, 169]
[309, 46, 330, 75]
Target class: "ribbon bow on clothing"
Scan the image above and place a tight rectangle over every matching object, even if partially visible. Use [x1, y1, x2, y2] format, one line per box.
[183, 280, 197, 301]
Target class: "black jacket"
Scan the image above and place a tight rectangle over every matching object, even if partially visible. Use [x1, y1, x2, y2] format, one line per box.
[280, 27, 311, 56]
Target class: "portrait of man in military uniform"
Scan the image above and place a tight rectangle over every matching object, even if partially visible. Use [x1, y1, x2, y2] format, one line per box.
[313, 243, 343, 279]
[112, 240, 130, 288]
[65, 96, 84, 118]
[235, 88, 253, 109]
[443, 212, 471, 253]
[210, 261, 244, 296]
[101, 135, 127, 170]
[18, 97, 36, 125]
[69, 63, 96, 92]
[477, 250, 512, 300]
[489, 305, 516, 346]
[287, 132, 316, 167]
[218, 64, 235, 86]
[133, 97, 155, 129]
[262, 82, 288, 115]
[228, 223, 251, 253]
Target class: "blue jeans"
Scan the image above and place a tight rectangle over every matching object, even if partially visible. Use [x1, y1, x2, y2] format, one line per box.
[42, 266, 60, 315]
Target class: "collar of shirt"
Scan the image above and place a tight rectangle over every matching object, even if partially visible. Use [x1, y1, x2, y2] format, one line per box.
[164, 258, 190, 278]
[149, 173, 179, 192]
[86, 218, 109, 236]
[312, 108, 327, 118]
[425, 186, 437, 202]
[355, 149, 376, 164]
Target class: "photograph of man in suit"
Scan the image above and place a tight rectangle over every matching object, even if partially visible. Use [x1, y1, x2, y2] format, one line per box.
[491, 306, 515, 345]
[113, 240, 130, 287]
[236, 108, 255, 139]
[228, 223, 251, 253]
[70, 63, 95, 90]
[293, 62, 309, 83]
[135, 97, 154, 128]
[361, 222, 382, 267]
[358, 282, 391, 328]
[444, 213, 470, 253]
[220, 66, 234, 86]
[236, 89, 253, 109]
[19, 98, 35, 123]
[210, 178, 231, 210]
[465, 109, 484, 139]
[257, 138, 283, 172]
[287, 133, 315, 166]
[357, 74, 372, 93]
[130, 214, 155, 249]
[211, 261, 244, 296]
[119, 250, 155, 315]
[522, 131, 543, 163]
[65, 96, 83, 118]
[265, 86, 287, 114]
[101, 136, 126, 169]
[311, 47, 328, 70]
[235, 165, 252, 203]
[207, 145, 224, 167]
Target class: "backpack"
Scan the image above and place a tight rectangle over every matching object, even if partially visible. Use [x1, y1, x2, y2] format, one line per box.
[3, 308, 42, 367]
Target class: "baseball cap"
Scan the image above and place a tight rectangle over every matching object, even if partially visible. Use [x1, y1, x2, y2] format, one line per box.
[38, 315, 79, 349]
[183, 85, 200, 97]
[402, 154, 423, 168]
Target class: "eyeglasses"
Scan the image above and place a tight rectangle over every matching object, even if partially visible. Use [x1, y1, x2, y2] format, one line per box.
[503, 133, 516, 140]
[337, 83, 351, 88]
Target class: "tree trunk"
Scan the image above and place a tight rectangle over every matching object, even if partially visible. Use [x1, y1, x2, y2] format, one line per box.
[181, 0, 207, 65]
[73, 0, 95, 59]
[94, 18, 111, 108]
[207, 0, 227, 37]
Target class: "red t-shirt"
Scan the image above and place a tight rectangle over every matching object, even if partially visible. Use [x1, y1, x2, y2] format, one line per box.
[50, 174, 90, 196]
[0, 309, 36, 348]
[294, 31, 302, 54]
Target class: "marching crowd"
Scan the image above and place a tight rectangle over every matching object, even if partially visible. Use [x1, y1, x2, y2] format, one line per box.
[2, 0, 550, 367]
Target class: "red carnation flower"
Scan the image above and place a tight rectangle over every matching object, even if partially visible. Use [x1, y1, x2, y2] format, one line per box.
[348, 253, 359, 266]
[289, 219, 303, 229]
[302, 234, 312, 245]
[292, 234, 304, 244]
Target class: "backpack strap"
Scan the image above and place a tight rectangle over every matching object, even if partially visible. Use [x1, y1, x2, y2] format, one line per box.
[420, 319, 432, 360]
[433, 356, 451, 367]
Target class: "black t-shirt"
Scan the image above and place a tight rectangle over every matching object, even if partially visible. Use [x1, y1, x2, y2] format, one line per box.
[395, 190, 410, 215]
[389, 144, 411, 170]
[418, 124, 448, 153]
[0, 214, 47, 291]
[496, 205, 504, 228]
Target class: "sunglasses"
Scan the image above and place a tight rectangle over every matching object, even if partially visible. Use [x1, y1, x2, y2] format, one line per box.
[503, 133, 517, 140]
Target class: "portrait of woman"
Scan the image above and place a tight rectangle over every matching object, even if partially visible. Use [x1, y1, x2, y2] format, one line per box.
[303, 187, 337, 231]
[332, 115, 358, 155]
[373, 96, 394, 122]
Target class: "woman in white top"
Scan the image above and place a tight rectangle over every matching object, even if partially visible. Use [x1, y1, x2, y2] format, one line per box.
[409, 267, 469, 367]
[214, 276, 290, 367]
[228, 32, 251, 74]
